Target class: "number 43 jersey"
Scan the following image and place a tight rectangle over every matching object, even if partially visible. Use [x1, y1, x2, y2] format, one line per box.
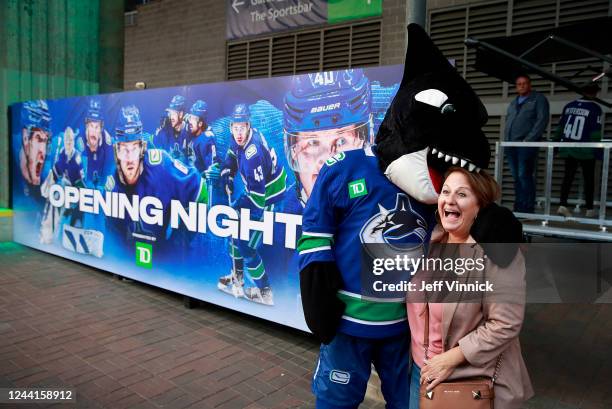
[298, 146, 436, 338]
[226, 128, 287, 211]
[556, 99, 602, 160]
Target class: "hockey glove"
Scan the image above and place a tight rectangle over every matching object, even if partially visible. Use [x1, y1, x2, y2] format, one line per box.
[104, 175, 115, 192]
[220, 168, 234, 196]
[204, 163, 221, 181]
[40, 172, 55, 199]
[470, 202, 523, 268]
[300, 261, 346, 345]
[76, 137, 85, 153]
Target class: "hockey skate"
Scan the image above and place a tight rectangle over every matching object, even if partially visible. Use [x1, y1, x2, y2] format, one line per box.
[217, 269, 245, 298]
[244, 286, 274, 306]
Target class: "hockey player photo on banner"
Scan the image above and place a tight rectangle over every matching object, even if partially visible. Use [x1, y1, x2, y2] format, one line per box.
[10, 65, 403, 330]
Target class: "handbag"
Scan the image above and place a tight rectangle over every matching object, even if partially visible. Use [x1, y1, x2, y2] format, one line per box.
[419, 303, 502, 409]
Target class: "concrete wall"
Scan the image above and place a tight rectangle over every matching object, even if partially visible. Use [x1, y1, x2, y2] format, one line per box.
[124, 0, 226, 89]
[124, 0, 411, 89]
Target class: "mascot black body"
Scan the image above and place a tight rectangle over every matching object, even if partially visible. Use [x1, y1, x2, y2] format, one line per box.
[298, 24, 522, 409]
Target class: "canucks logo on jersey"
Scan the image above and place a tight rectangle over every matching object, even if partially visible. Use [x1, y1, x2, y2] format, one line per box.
[360, 193, 429, 266]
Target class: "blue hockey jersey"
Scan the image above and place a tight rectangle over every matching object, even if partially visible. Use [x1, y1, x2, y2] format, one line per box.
[554, 99, 603, 159]
[153, 121, 186, 162]
[79, 131, 114, 188]
[298, 146, 435, 338]
[108, 149, 207, 252]
[52, 150, 85, 187]
[185, 127, 219, 173]
[224, 128, 287, 212]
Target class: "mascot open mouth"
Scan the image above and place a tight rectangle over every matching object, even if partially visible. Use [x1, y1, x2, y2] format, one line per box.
[385, 145, 483, 205]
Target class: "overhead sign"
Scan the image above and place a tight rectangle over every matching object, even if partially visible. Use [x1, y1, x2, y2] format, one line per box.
[226, 0, 383, 40]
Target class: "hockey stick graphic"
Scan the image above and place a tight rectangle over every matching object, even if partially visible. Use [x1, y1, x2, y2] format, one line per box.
[40, 135, 63, 244]
[217, 188, 244, 298]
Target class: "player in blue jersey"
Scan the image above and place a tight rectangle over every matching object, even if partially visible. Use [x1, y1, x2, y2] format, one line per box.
[283, 69, 374, 212]
[18, 100, 58, 244]
[184, 99, 220, 204]
[106, 105, 208, 258]
[284, 69, 374, 210]
[553, 83, 603, 218]
[153, 95, 187, 161]
[219, 103, 288, 305]
[298, 147, 435, 408]
[18, 100, 52, 202]
[49, 127, 87, 231]
[281, 69, 375, 315]
[51, 127, 85, 190]
[77, 98, 114, 189]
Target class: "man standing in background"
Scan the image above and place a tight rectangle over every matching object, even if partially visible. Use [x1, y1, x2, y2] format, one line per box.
[553, 83, 603, 218]
[504, 74, 549, 213]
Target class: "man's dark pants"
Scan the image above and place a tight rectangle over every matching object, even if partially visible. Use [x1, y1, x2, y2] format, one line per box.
[506, 146, 539, 213]
[560, 157, 595, 210]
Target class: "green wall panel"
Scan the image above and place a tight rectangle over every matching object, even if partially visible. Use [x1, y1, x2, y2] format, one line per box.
[0, 0, 123, 208]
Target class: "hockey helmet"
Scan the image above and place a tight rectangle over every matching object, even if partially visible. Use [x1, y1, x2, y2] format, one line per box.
[114, 105, 145, 143]
[230, 103, 251, 123]
[86, 98, 103, 123]
[283, 69, 373, 172]
[283, 69, 372, 134]
[166, 95, 186, 113]
[187, 100, 208, 122]
[21, 100, 51, 134]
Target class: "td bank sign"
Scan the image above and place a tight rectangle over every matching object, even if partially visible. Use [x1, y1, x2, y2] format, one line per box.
[136, 242, 153, 268]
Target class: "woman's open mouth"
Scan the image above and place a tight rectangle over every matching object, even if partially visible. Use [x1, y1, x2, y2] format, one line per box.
[444, 209, 461, 220]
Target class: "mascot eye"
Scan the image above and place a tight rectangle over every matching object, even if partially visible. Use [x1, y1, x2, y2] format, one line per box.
[441, 103, 455, 114]
[414, 89, 449, 109]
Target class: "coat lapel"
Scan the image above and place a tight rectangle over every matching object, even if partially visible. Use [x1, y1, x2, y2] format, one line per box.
[441, 243, 480, 347]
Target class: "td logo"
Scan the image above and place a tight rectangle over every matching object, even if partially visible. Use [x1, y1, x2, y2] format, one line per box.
[135, 242, 152, 268]
[348, 178, 368, 199]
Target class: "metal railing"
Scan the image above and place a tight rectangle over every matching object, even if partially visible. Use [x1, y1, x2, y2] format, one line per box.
[494, 141, 612, 233]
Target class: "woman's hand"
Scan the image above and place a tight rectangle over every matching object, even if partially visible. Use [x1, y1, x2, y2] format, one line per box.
[420, 347, 466, 391]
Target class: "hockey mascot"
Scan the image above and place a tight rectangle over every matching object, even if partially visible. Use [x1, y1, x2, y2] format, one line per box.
[297, 24, 522, 408]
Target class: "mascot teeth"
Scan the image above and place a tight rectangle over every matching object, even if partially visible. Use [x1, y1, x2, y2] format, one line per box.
[431, 148, 438, 154]
[460, 159, 467, 167]
[437, 151, 444, 159]
[452, 156, 459, 165]
[444, 155, 451, 162]
[469, 163, 476, 172]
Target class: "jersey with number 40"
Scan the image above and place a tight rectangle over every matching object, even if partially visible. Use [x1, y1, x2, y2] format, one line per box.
[555, 99, 602, 159]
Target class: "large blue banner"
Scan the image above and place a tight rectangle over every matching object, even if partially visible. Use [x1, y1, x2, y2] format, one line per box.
[10, 65, 402, 331]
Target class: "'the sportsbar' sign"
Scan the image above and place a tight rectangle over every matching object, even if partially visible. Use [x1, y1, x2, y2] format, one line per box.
[226, 0, 383, 40]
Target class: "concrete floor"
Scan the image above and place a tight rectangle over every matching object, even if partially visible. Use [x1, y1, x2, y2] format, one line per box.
[1, 243, 611, 408]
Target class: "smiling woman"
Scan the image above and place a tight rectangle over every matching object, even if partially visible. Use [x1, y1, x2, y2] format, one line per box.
[407, 167, 533, 409]
[437, 167, 500, 244]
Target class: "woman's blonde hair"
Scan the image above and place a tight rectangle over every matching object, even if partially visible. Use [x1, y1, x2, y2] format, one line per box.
[443, 167, 501, 208]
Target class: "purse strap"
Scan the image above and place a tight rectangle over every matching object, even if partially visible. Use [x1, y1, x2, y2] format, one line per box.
[421, 303, 503, 384]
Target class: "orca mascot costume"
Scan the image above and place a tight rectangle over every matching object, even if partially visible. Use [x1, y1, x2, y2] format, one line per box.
[297, 24, 522, 408]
